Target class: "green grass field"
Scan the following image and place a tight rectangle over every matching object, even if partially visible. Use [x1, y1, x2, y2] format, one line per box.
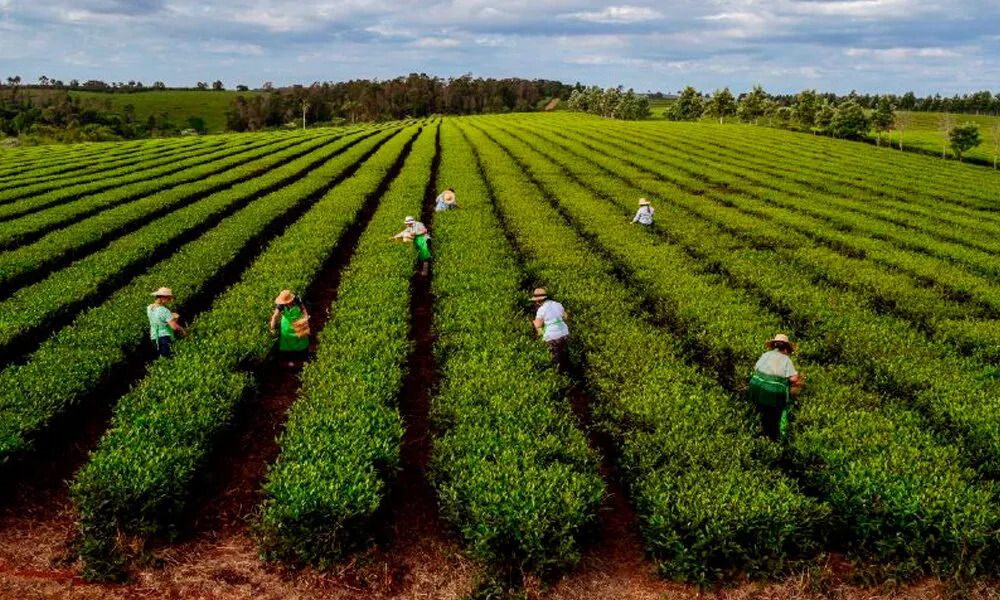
[884, 111, 1000, 163]
[69, 90, 255, 133]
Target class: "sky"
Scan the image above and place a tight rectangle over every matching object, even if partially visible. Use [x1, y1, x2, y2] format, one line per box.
[0, 0, 997, 95]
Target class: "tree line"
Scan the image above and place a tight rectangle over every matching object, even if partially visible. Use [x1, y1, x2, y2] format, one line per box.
[564, 86, 651, 120]
[224, 74, 574, 131]
[664, 85, 992, 163]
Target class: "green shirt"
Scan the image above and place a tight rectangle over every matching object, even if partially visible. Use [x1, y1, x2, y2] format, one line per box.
[147, 304, 174, 341]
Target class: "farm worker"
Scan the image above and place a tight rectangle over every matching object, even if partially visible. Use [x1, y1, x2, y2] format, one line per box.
[392, 216, 432, 276]
[269, 289, 310, 367]
[147, 287, 186, 358]
[747, 333, 803, 442]
[632, 198, 654, 226]
[434, 188, 459, 212]
[531, 288, 570, 373]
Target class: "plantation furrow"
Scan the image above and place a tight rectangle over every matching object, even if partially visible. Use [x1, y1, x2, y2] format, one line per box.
[0, 126, 406, 482]
[0, 129, 354, 298]
[458, 119, 830, 584]
[495, 118, 1000, 480]
[475, 118, 1000, 578]
[0, 135, 283, 223]
[418, 121, 604, 574]
[72, 124, 421, 581]
[0, 137, 214, 193]
[543, 121, 1000, 266]
[607, 122, 1000, 250]
[503, 120, 998, 329]
[0, 127, 393, 369]
[522, 120, 1000, 320]
[0, 134, 307, 250]
[0, 137, 232, 202]
[257, 123, 436, 565]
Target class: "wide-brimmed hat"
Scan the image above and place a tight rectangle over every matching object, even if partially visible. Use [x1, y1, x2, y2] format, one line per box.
[765, 333, 794, 352]
[275, 289, 295, 305]
[638, 198, 651, 206]
[531, 287, 548, 301]
[151, 287, 174, 298]
[443, 190, 456, 203]
[404, 216, 415, 224]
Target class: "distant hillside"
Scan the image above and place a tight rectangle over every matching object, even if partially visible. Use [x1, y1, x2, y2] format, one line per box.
[68, 90, 256, 133]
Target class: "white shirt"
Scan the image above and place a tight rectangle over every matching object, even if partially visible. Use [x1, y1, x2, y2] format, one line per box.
[754, 349, 797, 378]
[535, 300, 569, 342]
[633, 205, 654, 225]
[407, 221, 428, 237]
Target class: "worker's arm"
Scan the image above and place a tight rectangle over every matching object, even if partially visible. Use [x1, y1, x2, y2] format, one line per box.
[167, 316, 186, 337]
[789, 373, 804, 396]
[532, 318, 544, 338]
[269, 309, 281, 334]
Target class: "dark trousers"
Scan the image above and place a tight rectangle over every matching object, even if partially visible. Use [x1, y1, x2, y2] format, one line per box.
[757, 403, 784, 441]
[154, 336, 172, 358]
[546, 336, 570, 373]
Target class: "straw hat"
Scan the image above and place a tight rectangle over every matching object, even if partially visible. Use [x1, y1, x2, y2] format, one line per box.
[638, 198, 651, 206]
[531, 287, 548, 301]
[765, 333, 794, 352]
[151, 287, 174, 297]
[404, 216, 415, 224]
[443, 190, 456, 203]
[275, 289, 295, 305]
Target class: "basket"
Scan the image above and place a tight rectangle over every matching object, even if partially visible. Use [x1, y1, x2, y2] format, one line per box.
[292, 316, 311, 338]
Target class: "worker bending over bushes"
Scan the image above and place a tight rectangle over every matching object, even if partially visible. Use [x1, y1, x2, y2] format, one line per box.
[270, 289, 310, 367]
[531, 287, 570, 373]
[392, 215, 432, 276]
[748, 333, 803, 441]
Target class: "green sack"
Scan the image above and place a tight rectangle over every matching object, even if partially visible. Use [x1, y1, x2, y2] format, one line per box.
[748, 370, 790, 408]
[414, 234, 431, 261]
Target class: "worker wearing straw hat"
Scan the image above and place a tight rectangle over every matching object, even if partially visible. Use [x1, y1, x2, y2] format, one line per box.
[434, 188, 459, 212]
[392, 216, 432, 276]
[748, 333, 804, 441]
[269, 289, 310, 367]
[147, 287, 186, 358]
[631, 198, 654, 226]
[531, 287, 570, 373]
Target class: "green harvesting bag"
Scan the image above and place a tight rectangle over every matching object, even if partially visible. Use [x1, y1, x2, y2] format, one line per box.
[748, 370, 790, 409]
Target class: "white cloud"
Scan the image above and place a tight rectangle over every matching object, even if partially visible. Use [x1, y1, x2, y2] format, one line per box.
[202, 41, 265, 56]
[785, 0, 926, 18]
[566, 5, 662, 24]
[845, 46, 962, 59]
[411, 36, 462, 48]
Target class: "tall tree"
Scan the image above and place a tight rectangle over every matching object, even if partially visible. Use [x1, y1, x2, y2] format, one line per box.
[667, 86, 704, 121]
[938, 113, 955, 158]
[949, 122, 982, 162]
[991, 122, 1000, 169]
[871, 96, 895, 147]
[737, 85, 769, 125]
[893, 111, 912, 151]
[705, 88, 737, 124]
[793, 89, 821, 130]
[830, 100, 870, 139]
